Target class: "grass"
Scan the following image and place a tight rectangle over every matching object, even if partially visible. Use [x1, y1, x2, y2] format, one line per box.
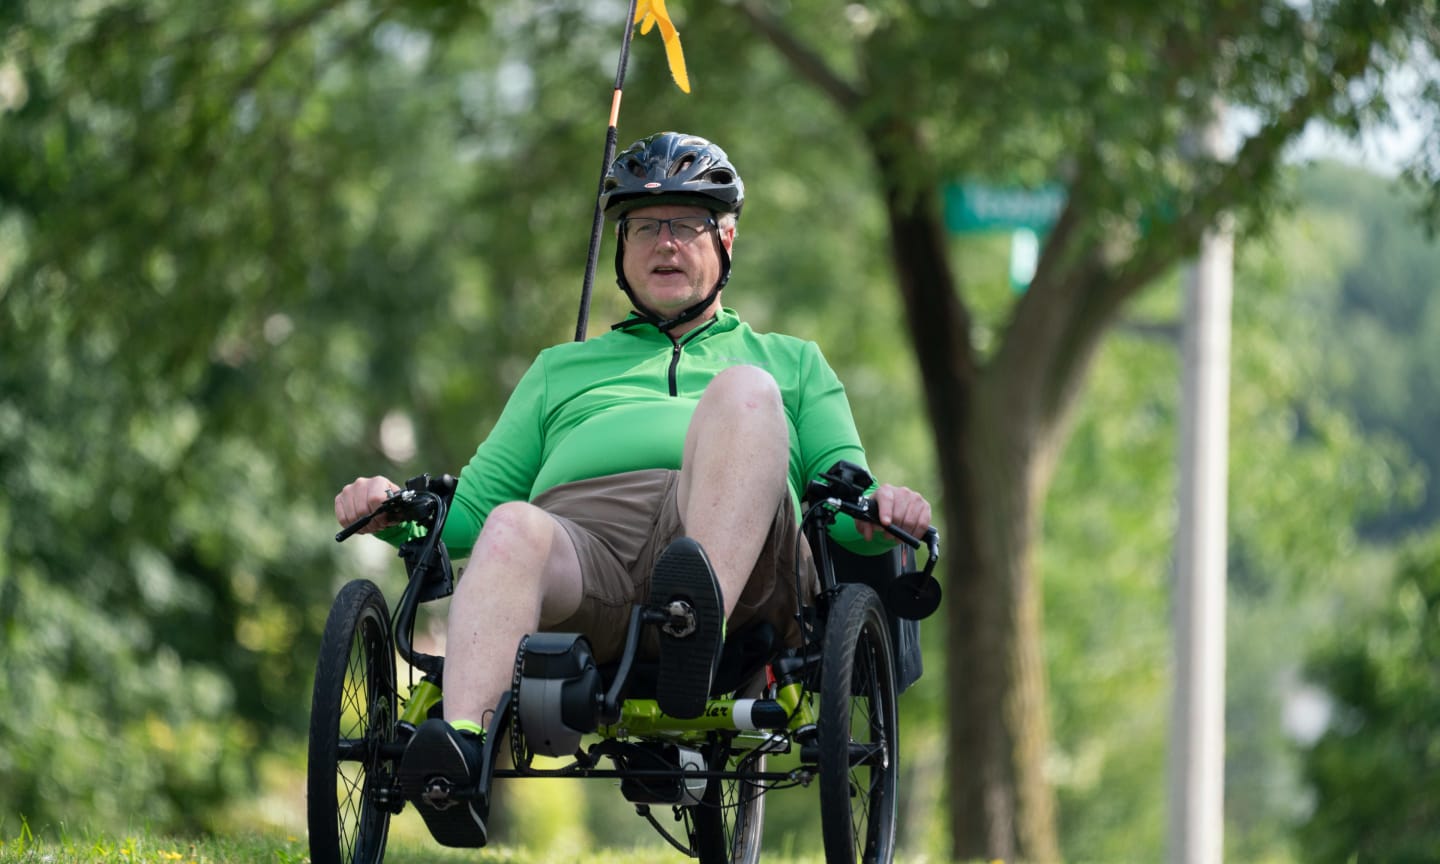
[0, 821, 307, 864]
[0, 820, 836, 864]
[0, 829, 668, 864]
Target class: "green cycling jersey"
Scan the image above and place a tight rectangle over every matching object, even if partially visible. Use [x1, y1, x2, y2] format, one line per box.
[385, 307, 886, 554]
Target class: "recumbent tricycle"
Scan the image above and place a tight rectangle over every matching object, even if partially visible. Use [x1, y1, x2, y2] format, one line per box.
[307, 460, 940, 864]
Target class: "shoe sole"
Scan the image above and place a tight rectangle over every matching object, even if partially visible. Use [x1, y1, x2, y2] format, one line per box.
[399, 719, 489, 848]
[651, 537, 724, 719]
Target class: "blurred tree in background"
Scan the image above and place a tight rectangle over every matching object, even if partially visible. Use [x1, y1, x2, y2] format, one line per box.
[2, 0, 1439, 860]
[1297, 531, 1440, 861]
[0, 0, 541, 830]
[1040, 160, 1435, 859]
[1295, 165, 1440, 538]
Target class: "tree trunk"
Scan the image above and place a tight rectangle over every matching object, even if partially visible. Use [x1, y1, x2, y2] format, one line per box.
[870, 137, 1062, 861]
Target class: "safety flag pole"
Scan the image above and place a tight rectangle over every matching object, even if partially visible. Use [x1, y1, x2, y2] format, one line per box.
[574, 0, 691, 342]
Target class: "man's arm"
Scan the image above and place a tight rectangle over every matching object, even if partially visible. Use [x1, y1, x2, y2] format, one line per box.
[438, 355, 550, 555]
[793, 341, 933, 551]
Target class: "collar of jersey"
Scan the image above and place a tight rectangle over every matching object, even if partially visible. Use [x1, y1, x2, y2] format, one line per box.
[611, 307, 741, 343]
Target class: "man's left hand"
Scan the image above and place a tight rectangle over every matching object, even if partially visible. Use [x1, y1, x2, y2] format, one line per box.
[858, 484, 932, 542]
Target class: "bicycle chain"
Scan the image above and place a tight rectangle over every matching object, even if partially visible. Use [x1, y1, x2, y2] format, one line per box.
[508, 633, 532, 770]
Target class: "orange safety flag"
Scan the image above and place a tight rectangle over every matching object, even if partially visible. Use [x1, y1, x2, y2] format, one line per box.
[634, 0, 690, 93]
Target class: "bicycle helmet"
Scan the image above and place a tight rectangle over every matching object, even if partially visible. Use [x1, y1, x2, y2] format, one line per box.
[602, 132, 744, 333]
[602, 132, 745, 218]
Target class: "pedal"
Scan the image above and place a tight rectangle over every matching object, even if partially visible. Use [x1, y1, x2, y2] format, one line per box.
[421, 777, 458, 812]
[659, 599, 697, 638]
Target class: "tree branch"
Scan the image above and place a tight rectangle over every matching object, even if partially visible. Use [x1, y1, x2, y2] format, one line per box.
[733, 0, 864, 114]
[1121, 0, 1396, 291]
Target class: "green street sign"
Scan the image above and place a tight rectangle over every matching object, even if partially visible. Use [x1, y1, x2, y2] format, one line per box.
[943, 181, 1065, 234]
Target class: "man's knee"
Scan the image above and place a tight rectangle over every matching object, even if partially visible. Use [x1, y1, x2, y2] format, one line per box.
[471, 500, 553, 559]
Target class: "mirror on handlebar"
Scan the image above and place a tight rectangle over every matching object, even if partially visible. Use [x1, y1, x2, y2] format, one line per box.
[887, 537, 942, 619]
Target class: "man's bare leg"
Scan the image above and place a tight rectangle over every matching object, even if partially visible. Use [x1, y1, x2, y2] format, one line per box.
[676, 365, 790, 615]
[401, 501, 580, 845]
[442, 500, 584, 726]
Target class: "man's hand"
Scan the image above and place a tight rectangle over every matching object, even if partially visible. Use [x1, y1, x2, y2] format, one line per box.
[334, 476, 402, 534]
[857, 484, 933, 543]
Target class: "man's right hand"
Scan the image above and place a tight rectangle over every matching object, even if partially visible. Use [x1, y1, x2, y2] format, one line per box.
[334, 476, 402, 534]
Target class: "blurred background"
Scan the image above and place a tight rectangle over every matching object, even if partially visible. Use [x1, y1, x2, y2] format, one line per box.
[2, 1, 1438, 861]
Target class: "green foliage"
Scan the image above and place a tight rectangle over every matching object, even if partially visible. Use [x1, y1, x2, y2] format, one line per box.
[1041, 160, 1426, 860]
[1044, 319, 1179, 861]
[0, 0, 519, 831]
[1297, 529, 1440, 861]
[0, 822, 825, 864]
[1291, 163, 1440, 536]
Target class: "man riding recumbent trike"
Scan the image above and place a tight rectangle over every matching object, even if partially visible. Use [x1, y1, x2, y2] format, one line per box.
[309, 460, 938, 864]
[311, 131, 940, 864]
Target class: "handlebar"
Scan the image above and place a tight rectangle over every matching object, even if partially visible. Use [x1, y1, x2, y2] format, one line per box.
[335, 473, 458, 542]
[804, 460, 942, 620]
[334, 473, 459, 679]
[804, 460, 940, 564]
[826, 494, 941, 566]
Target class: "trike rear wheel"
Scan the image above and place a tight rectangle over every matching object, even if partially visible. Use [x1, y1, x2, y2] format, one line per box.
[819, 583, 899, 864]
[691, 746, 766, 864]
[308, 579, 398, 864]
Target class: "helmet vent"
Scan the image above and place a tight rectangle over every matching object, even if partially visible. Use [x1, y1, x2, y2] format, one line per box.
[706, 169, 733, 184]
[671, 154, 697, 176]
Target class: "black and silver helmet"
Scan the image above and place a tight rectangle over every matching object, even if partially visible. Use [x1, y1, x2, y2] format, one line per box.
[602, 132, 744, 218]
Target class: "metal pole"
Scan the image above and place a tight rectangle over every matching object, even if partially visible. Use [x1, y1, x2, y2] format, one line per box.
[1168, 111, 1233, 864]
[575, 0, 640, 342]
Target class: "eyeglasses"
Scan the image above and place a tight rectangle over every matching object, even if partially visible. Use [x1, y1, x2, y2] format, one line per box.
[620, 215, 716, 244]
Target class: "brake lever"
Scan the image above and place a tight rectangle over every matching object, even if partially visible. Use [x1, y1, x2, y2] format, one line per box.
[919, 527, 940, 574]
[877, 517, 941, 579]
[334, 489, 407, 543]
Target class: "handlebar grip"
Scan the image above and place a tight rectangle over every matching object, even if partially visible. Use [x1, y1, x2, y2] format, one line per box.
[883, 522, 922, 549]
[829, 495, 926, 549]
[335, 513, 372, 542]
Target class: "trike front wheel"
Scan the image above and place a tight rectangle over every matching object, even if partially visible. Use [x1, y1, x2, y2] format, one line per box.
[307, 579, 398, 864]
[818, 583, 899, 864]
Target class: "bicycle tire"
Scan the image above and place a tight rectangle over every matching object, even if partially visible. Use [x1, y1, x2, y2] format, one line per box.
[819, 583, 899, 864]
[691, 746, 766, 864]
[307, 579, 398, 864]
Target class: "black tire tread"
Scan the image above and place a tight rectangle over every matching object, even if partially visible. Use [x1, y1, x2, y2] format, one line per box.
[818, 583, 899, 864]
[307, 579, 396, 864]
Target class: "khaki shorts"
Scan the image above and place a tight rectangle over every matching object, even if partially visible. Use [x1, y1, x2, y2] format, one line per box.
[533, 469, 817, 662]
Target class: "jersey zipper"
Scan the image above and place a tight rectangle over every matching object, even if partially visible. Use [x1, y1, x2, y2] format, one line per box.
[668, 341, 682, 396]
[666, 319, 717, 397]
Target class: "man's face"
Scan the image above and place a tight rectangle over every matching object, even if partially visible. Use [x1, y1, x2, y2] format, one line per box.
[620, 204, 734, 320]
